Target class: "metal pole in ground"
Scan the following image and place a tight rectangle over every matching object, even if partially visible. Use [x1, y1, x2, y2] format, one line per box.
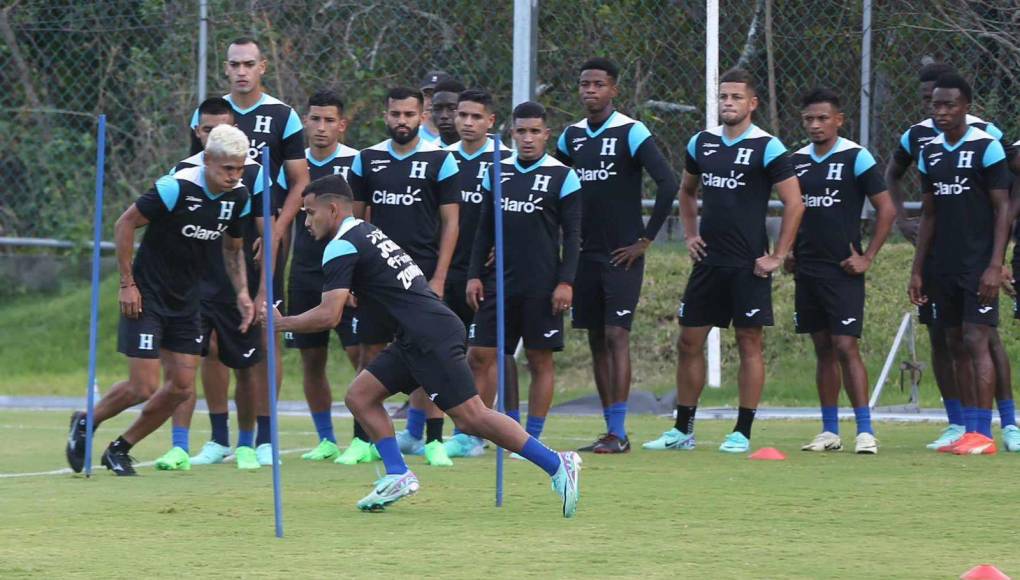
[261, 146, 284, 537]
[84, 114, 106, 478]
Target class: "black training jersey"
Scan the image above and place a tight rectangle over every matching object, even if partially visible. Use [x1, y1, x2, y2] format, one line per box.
[322, 217, 463, 345]
[190, 93, 304, 211]
[685, 124, 795, 267]
[469, 154, 583, 297]
[289, 145, 359, 290]
[918, 126, 1010, 274]
[894, 114, 1009, 165]
[348, 138, 459, 265]
[445, 139, 513, 282]
[555, 111, 678, 258]
[791, 138, 886, 278]
[133, 166, 250, 312]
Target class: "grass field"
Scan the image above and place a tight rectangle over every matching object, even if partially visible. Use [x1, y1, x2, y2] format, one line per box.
[2, 410, 1019, 579]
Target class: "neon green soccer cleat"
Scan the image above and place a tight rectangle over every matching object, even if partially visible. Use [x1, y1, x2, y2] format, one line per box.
[335, 438, 375, 465]
[424, 440, 453, 467]
[154, 446, 191, 471]
[302, 439, 340, 461]
[235, 446, 260, 470]
[356, 470, 420, 512]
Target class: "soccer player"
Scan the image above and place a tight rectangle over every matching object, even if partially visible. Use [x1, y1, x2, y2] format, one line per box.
[429, 78, 465, 147]
[419, 70, 452, 145]
[269, 175, 581, 516]
[466, 101, 581, 457]
[908, 73, 1011, 455]
[643, 68, 804, 453]
[787, 89, 896, 454]
[283, 89, 362, 463]
[190, 37, 310, 465]
[554, 57, 678, 453]
[348, 86, 460, 466]
[156, 97, 267, 471]
[65, 126, 253, 475]
[886, 63, 1018, 451]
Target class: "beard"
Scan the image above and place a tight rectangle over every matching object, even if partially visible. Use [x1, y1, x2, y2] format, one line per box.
[388, 124, 419, 145]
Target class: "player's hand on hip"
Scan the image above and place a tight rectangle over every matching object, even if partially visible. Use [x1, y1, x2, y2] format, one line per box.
[754, 254, 781, 278]
[119, 284, 142, 319]
[907, 273, 926, 306]
[840, 244, 872, 276]
[552, 283, 573, 315]
[236, 293, 255, 333]
[429, 276, 445, 299]
[466, 278, 484, 312]
[610, 238, 650, 269]
[685, 235, 707, 262]
[783, 254, 796, 274]
[978, 265, 1002, 305]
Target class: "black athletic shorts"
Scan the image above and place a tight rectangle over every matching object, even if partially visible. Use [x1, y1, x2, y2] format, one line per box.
[469, 293, 564, 354]
[678, 263, 773, 328]
[117, 298, 203, 359]
[366, 330, 476, 411]
[932, 271, 998, 328]
[284, 286, 359, 349]
[794, 274, 865, 337]
[918, 254, 938, 326]
[443, 279, 474, 328]
[199, 300, 261, 368]
[571, 256, 643, 331]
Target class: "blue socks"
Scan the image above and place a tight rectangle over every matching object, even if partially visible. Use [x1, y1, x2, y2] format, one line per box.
[375, 437, 408, 475]
[608, 402, 628, 438]
[172, 427, 189, 453]
[853, 406, 873, 435]
[406, 408, 426, 440]
[209, 412, 229, 447]
[311, 410, 336, 443]
[944, 398, 964, 426]
[519, 437, 560, 476]
[255, 416, 271, 447]
[998, 399, 1016, 429]
[526, 415, 546, 439]
[821, 406, 839, 434]
[975, 408, 993, 438]
[603, 407, 611, 431]
[238, 430, 254, 448]
[963, 407, 977, 433]
[507, 409, 520, 423]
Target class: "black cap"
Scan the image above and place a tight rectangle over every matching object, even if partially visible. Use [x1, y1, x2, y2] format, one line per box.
[420, 70, 451, 91]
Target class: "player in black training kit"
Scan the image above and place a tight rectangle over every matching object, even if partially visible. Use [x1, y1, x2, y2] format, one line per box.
[65, 126, 254, 475]
[644, 68, 804, 454]
[429, 78, 464, 148]
[787, 89, 896, 455]
[909, 73, 1012, 455]
[886, 63, 1017, 451]
[466, 101, 582, 456]
[348, 86, 460, 465]
[554, 57, 678, 454]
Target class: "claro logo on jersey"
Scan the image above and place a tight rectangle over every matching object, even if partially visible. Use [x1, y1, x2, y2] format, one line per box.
[181, 223, 229, 240]
[701, 170, 746, 189]
[804, 188, 841, 207]
[933, 176, 971, 196]
[575, 161, 618, 182]
[502, 194, 544, 214]
[373, 186, 423, 205]
[462, 185, 483, 204]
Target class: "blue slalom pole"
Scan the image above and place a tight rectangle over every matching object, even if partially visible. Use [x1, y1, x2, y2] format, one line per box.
[492, 135, 506, 507]
[261, 147, 284, 537]
[83, 114, 106, 478]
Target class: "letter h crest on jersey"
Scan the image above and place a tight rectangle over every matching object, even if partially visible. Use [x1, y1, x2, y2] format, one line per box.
[409, 161, 428, 180]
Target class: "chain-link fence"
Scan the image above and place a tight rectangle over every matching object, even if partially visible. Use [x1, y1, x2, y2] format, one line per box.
[3, 0, 1019, 240]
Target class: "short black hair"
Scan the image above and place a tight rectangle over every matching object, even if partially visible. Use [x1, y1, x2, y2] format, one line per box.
[308, 89, 345, 113]
[458, 89, 493, 110]
[800, 88, 841, 110]
[512, 101, 547, 121]
[198, 97, 234, 119]
[228, 36, 262, 55]
[719, 67, 757, 94]
[580, 57, 619, 81]
[432, 78, 466, 95]
[385, 86, 424, 107]
[303, 175, 353, 201]
[933, 72, 972, 103]
[919, 62, 955, 83]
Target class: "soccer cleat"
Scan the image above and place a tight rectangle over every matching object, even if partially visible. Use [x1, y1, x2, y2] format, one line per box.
[854, 432, 879, 454]
[154, 446, 191, 471]
[951, 433, 997, 455]
[444, 433, 485, 458]
[577, 434, 610, 453]
[801, 431, 843, 452]
[190, 441, 230, 465]
[424, 440, 454, 467]
[719, 432, 751, 453]
[396, 429, 425, 456]
[642, 428, 696, 451]
[256, 443, 281, 466]
[1003, 425, 1020, 452]
[335, 438, 375, 465]
[356, 470, 420, 512]
[235, 446, 260, 470]
[593, 434, 631, 454]
[551, 451, 582, 518]
[66, 411, 87, 473]
[927, 424, 965, 450]
[101, 445, 137, 476]
[302, 439, 340, 461]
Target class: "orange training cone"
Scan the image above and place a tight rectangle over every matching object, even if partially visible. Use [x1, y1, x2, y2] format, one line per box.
[961, 564, 1011, 580]
[748, 447, 787, 461]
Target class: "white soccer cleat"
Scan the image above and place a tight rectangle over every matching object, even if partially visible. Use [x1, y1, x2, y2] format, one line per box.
[801, 431, 843, 452]
[855, 432, 879, 455]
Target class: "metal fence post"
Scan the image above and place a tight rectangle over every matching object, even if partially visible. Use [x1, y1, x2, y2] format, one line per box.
[513, 0, 537, 106]
[198, 0, 209, 102]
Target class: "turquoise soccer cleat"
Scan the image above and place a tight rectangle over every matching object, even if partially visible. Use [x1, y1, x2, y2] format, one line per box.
[719, 432, 751, 453]
[642, 428, 696, 451]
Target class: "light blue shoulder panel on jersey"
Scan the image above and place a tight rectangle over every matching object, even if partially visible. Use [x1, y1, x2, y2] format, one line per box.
[686, 133, 700, 158]
[984, 122, 1004, 141]
[628, 122, 652, 156]
[854, 148, 877, 177]
[557, 131, 569, 156]
[276, 166, 287, 190]
[322, 239, 358, 266]
[240, 197, 252, 218]
[438, 152, 460, 181]
[763, 137, 787, 167]
[155, 175, 181, 211]
[899, 129, 912, 155]
[350, 152, 364, 177]
[983, 139, 1006, 168]
[283, 109, 303, 139]
[560, 169, 582, 199]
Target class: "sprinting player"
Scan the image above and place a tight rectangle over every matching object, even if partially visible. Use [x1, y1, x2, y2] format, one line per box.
[269, 175, 581, 516]
[643, 68, 804, 453]
[348, 86, 460, 466]
[787, 89, 896, 454]
[419, 70, 451, 145]
[908, 73, 1012, 455]
[440, 89, 517, 458]
[886, 63, 1018, 451]
[65, 126, 253, 475]
[554, 57, 678, 454]
[429, 78, 465, 147]
[190, 36, 310, 465]
[284, 89, 362, 462]
[156, 97, 267, 471]
[466, 101, 582, 456]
